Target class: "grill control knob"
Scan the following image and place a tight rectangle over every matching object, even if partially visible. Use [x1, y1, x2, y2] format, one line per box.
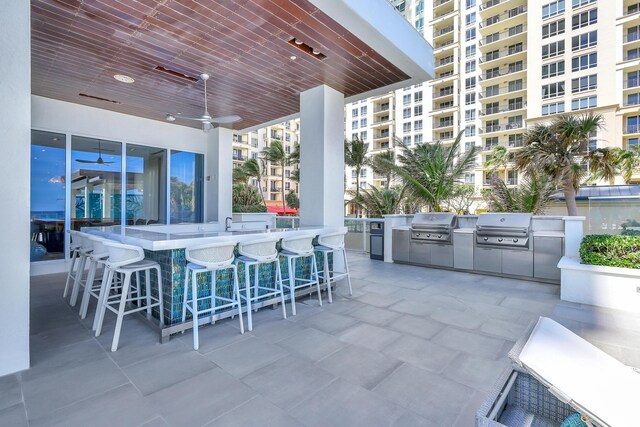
[426, 234, 431, 238]
[498, 238, 503, 242]
[513, 238, 519, 243]
[437, 235, 442, 238]
[483, 237, 489, 241]
[416, 233, 420, 237]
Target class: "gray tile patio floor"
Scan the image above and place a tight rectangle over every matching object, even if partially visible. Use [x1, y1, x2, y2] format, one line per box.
[3, 252, 640, 426]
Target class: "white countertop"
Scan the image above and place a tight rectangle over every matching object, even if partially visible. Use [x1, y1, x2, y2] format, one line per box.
[453, 228, 474, 234]
[532, 231, 565, 238]
[82, 224, 346, 251]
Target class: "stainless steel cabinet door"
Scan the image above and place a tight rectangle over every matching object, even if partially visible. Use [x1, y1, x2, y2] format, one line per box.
[534, 237, 563, 281]
[430, 243, 454, 268]
[474, 247, 502, 273]
[392, 229, 410, 262]
[453, 233, 474, 270]
[502, 248, 533, 278]
[410, 240, 431, 265]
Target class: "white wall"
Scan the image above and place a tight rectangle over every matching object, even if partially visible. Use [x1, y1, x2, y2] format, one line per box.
[0, 1, 31, 376]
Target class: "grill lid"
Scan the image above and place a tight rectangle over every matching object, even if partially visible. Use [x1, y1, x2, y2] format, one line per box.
[411, 213, 457, 229]
[476, 213, 532, 232]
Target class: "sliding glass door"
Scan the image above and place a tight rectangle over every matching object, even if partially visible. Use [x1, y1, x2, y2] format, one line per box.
[170, 150, 204, 223]
[126, 144, 167, 225]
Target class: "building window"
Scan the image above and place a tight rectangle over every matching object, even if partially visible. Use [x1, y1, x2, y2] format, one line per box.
[627, 138, 639, 149]
[466, 44, 476, 58]
[542, 60, 565, 79]
[571, 52, 597, 71]
[465, 77, 476, 89]
[542, 40, 565, 59]
[628, 70, 640, 89]
[414, 134, 423, 144]
[351, 120, 358, 129]
[360, 106, 367, 115]
[403, 107, 411, 119]
[466, 12, 476, 26]
[414, 120, 423, 131]
[403, 136, 411, 145]
[403, 94, 411, 105]
[414, 91, 423, 102]
[415, 17, 424, 32]
[572, 0, 596, 7]
[509, 134, 524, 147]
[542, 19, 565, 39]
[414, 105, 423, 116]
[542, 0, 565, 19]
[542, 82, 565, 99]
[360, 118, 367, 127]
[627, 47, 640, 61]
[351, 108, 358, 117]
[465, 28, 476, 41]
[465, 125, 476, 137]
[465, 60, 476, 73]
[415, 0, 424, 15]
[360, 131, 368, 140]
[627, 93, 640, 106]
[626, 116, 640, 134]
[403, 122, 411, 133]
[465, 173, 475, 184]
[465, 141, 475, 152]
[465, 109, 476, 122]
[571, 95, 597, 110]
[572, 9, 597, 30]
[627, 26, 640, 43]
[351, 133, 358, 140]
[571, 30, 597, 51]
[542, 101, 565, 115]
[571, 74, 597, 93]
[465, 93, 476, 105]
[466, 0, 476, 9]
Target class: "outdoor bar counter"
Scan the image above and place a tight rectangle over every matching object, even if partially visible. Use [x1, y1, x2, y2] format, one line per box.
[84, 223, 344, 341]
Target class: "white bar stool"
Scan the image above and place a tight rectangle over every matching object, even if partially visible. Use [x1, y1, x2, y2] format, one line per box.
[68, 231, 93, 307]
[280, 234, 322, 316]
[63, 230, 82, 299]
[95, 241, 164, 352]
[78, 235, 110, 319]
[315, 231, 353, 303]
[181, 242, 244, 350]
[237, 238, 287, 331]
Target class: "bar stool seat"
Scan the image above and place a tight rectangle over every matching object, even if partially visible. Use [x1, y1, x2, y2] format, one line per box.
[237, 238, 287, 331]
[95, 241, 164, 352]
[181, 241, 244, 350]
[280, 234, 322, 316]
[78, 235, 110, 320]
[315, 231, 353, 303]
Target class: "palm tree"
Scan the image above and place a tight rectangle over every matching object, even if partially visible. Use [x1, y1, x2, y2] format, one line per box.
[232, 166, 249, 185]
[615, 145, 640, 184]
[483, 170, 555, 215]
[347, 186, 406, 218]
[241, 158, 267, 208]
[390, 130, 476, 212]
[516, 113, 605, 216]
[261, 141, 298, 215]
[344, 137, 369, 217]
[484, 145, 508, 179]
[370, 148, 395, 189]
[585, 148, 621, 185]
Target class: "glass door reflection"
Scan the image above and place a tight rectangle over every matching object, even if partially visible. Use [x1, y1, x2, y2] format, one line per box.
[70, 136, 122, 230]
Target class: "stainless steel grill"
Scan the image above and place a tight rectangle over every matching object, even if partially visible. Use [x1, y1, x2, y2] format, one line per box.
[475, 213, 532, 249]
[411, 213, 457, 243]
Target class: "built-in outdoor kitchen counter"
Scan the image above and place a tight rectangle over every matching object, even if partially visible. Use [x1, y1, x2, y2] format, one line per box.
[83, 223, 344, 341]
[392, 214, 566, 283]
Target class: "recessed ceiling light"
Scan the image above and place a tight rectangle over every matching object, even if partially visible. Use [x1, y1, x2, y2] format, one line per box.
[290, 55, 297, 60]
[165, 113, 176, 122]
[294, 39, 304, 45]
[312, 49, 321, 55]
[114, 74, 135, 83]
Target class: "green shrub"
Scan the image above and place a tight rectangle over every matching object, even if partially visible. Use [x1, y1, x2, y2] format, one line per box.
[232, 204, 267, 213]
[621, 229, 640, 236]
[580, 235, 640, 269]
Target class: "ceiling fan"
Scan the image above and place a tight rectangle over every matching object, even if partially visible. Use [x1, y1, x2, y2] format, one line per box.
[75, 140, 114, 165]
[165, 73, 241, 132]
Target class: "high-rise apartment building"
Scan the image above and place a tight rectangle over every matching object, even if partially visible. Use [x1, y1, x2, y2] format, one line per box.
[233, 120, 300, 211]
[344, 0, 640, 214]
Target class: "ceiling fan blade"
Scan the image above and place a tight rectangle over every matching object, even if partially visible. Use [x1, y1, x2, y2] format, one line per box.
[76, 159, 97, 163]
[210, 115, 241, 124]
[175, 115, 211, 122]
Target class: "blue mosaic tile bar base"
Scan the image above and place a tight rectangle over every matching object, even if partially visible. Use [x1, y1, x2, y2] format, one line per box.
[142, 249, 333, 326]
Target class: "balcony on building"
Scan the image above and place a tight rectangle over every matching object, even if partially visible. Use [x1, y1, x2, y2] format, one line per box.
[479, 4, 527, 34]
[479, 61, 526, 84]
[479, 43, 526, 67]
[479, 25, 527, 49]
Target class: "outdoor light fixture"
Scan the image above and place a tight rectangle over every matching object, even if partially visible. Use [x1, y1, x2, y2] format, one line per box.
[202, 122, 212, 133]
[312, 49, 321, 55]
[294, 39, 304, 45]
[290, 55, 297, 60]
[113, 74, 135, 83]
[287, 38, 326, 60]
[165, 113, 176, 122]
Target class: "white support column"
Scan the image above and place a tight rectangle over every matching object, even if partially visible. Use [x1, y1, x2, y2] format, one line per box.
[0, 1, 31, 375]
[205, 127, 233, 224]
[299, 85, 345, 227]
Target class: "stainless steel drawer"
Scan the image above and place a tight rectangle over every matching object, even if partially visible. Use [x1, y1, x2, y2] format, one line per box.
[474, 247, 501, 273]
[502, 248, 533, 278]
[392, 229, 410, 263]
[410, 240, 431, 265]
[430, 243, 453, 268]
[453, 233, 473, 270]
[534, 236, 563, 281]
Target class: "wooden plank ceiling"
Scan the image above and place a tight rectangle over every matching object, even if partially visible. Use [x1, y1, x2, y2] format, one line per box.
[31, 0, 410, 130]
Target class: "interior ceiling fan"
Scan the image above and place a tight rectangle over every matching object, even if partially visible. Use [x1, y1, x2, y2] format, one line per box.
[75, 140, 114, 165]
[165, 73, 241, 132]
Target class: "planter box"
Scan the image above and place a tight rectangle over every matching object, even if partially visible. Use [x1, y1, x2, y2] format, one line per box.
[558, 256, 640, 313]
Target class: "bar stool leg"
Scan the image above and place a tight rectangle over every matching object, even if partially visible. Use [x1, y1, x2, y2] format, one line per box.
[275, 260, 287, 319]
[181, 267, 190, 325]
[111, 272, 133, 352]
[156, 266, 164, 328]
[70, 254, 87, 306]
[288, 257, 296, 316]
[80, 259, 97, 318]
[312, 254, 322, 307]
[244, 263, 253, 331]
[63, 250, 78, 298]
[323, 252, 332, 303]
[93, 268, 113, 332]
[343, 248, 353, 296]
[210, 272, 217, 324]
[253, 264, 259, 312]
[232, 265, 244, 334]
[191, 270, 200, 351]
[145, 269, 152, 320]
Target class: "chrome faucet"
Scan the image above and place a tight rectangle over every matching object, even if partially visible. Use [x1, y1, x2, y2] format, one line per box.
[225, 217, 233, 231]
